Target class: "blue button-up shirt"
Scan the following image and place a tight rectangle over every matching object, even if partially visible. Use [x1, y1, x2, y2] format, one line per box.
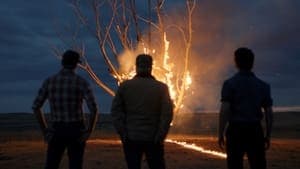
[221, 71, 273, 123]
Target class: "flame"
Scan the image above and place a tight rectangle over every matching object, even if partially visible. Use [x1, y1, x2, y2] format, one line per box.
[161, 32, 176, 100]
[166, 139, 227, 159]
[117, 32, 192, 112]
[185, 71, 192, 90]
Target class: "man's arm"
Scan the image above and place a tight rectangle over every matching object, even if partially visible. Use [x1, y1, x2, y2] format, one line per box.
[111, 85, 127, 142]
[79, 82, 99, 143]
[32, 79, 49, 138]
[154, 84, 173, 143]
[33, 108, 54, 143]
[88, 110, 98, 133]
[84, 84, 99, 133]
[262, 83, 273, 150]
[263, 106, 273, 150]
[33, 108, 48, 134]
[78, 109, 98, 143]
[218, 101, 230, 150]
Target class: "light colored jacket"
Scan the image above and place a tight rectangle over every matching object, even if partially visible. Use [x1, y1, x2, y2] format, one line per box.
[111, 76, 173, 142]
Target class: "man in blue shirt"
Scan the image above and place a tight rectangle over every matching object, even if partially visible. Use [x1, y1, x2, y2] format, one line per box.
[218, 47, 273, 169]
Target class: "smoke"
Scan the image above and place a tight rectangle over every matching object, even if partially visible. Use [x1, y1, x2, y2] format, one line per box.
[161, 0, 300, 112]
[117, 0, 300, 113]
[157, 1, 237, 112]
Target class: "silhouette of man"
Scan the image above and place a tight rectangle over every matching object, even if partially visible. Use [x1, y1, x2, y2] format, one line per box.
[32, 50, 99, 169]
[218, 47, 273, 169]
[111, 54, 173, 169]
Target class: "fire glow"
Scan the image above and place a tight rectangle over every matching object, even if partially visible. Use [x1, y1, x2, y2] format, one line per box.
[88, 139, 226, 159]
[166, 139, 227, 159]
[118, 32, 192, 111]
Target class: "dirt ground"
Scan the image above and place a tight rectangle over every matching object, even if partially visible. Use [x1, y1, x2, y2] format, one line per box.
[0, 112, 300, 169]
[0, 135, 299, 169]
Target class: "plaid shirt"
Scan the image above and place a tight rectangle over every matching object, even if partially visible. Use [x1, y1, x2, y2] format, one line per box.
[32, 69, 98, 122]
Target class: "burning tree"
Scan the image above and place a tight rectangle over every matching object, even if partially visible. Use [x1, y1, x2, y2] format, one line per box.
[54, 0, 196, 114]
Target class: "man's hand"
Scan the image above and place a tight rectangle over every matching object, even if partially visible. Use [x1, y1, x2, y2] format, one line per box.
[218, 135, 225, 150]
[154, 136, 164, 144]
[264, 106, 273, 150]
[78, 129, 91, 143]
[264, 137, 271, 150]
[43, 128, 54, 143]
[218, 102, 229, 151]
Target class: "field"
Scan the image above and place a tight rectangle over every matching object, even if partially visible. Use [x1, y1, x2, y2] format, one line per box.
[0, 112, 300, 169]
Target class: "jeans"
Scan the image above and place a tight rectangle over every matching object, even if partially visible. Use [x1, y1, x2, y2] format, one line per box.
[123, 139, 166, 169]
[45, 122, 86, 169]
[226, 122, 266, 169]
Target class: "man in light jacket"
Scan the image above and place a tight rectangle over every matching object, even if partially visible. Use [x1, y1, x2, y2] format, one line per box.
[111, 54, 173, 169]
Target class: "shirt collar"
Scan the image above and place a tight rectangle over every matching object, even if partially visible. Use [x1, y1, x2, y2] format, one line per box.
[60, 68, 75, 74]
[237, 70, 255, 76]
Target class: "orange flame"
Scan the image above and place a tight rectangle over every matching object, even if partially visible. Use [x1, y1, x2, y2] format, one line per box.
[117, 32, 192, 111]
[166, 139, 227, 158]
[88, 139, 226, 159]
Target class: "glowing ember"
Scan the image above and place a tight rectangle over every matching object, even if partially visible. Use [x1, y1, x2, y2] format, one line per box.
[166, 139, 227, 159]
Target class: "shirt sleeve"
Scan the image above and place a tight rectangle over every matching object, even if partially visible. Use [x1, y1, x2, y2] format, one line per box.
[221, 80, 233, 102]
[83, 81, 98, 114]
[32, 79, 49, 110]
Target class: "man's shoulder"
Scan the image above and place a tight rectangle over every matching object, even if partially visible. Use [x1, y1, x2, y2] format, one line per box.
[74, 73, 87, 81]
[43, 74, 57, 83]
[154, 79, 168, 87]
[224, 73, 270, 88]
[223, 75, 236, 86]
[74, 74, 91, 87]
[254, 76, 270, 88]
[119, 79, 133, 86]
[120, 77, 167, 88]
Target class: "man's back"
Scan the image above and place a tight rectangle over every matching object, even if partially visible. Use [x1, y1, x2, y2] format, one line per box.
[121, 77, 166, 115]
[222, 71, 272, 122]
[32, 50, 99, 169]
[111, 54, 173, 169]
[33, 69, 97, 122]
[218, 48, 273, 169]
[112, 76, 172, 141]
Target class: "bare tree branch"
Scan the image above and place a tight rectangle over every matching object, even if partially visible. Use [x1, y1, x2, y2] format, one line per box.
[53, 0, 196, 115]
[129, 0, 142, 42]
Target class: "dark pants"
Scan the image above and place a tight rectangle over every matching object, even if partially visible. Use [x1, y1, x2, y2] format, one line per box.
[45, 122, 86, 169]
[123, 140, 166, 169]
[226, 122, 266, 169]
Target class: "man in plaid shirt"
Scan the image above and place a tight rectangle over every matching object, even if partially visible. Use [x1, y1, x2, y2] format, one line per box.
[32, 50, 99, 169]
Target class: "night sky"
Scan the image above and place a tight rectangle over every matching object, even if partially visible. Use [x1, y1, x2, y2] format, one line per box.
[1, 0, 300, 113]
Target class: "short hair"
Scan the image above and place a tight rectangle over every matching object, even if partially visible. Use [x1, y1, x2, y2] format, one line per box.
[234, 47, 254, 71]
[136, 54, 153, 68]
[61, 50, 81, 69]
[135, 54, 153, 76]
